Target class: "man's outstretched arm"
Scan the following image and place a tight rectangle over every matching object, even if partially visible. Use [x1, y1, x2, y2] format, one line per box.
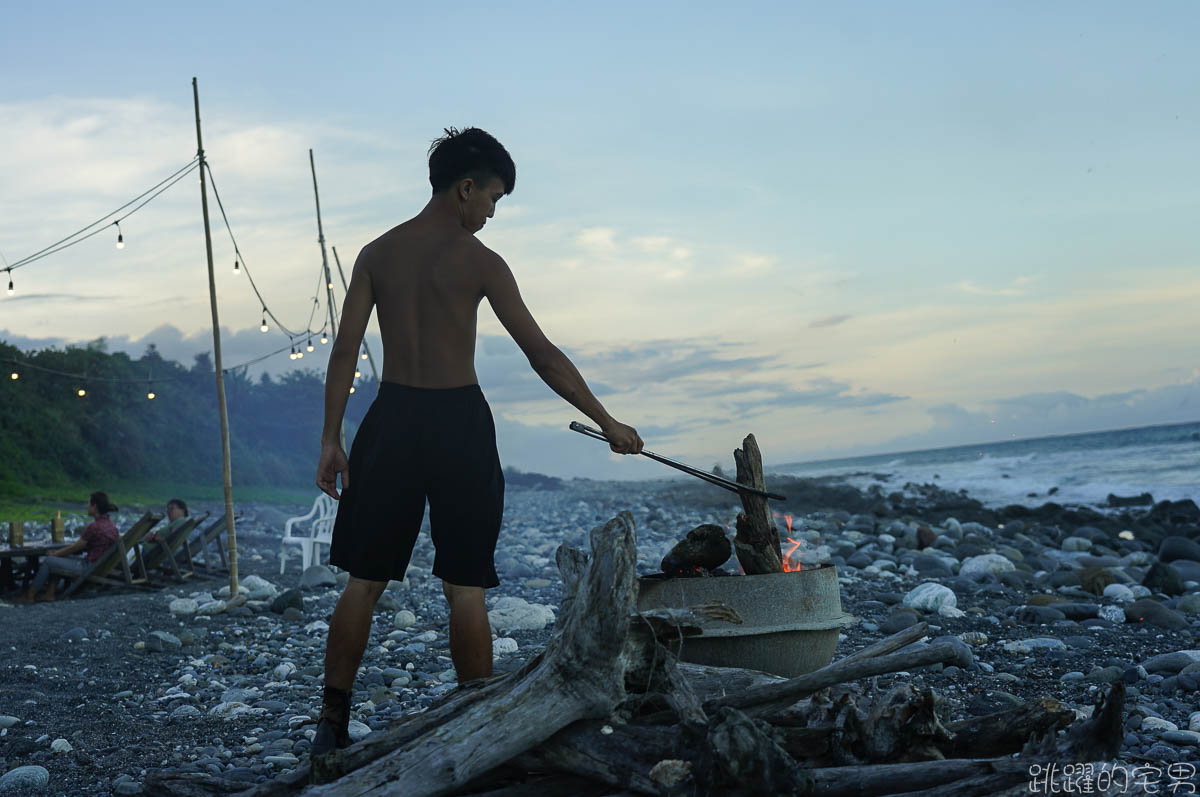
[481, 250, 642, 455]
[317, 250, 376, 499]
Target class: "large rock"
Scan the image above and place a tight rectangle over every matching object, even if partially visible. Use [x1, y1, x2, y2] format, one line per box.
[902, 583, 957, 612]
[1143, 651, 1200, 675]
[660, 524, 732, 575]
[1142, 561, 1185, 596]
[347, 720, 372, 743]
[931, 636, 975, 668]
[168, 598, 198, 616]
[0, 765, 50, 793]
[145, 631, 182, 652]
[218, 574, 277, 601]
[1003, 637, 1067, 653]
[1015, 605, 1066, 625]
[487, 596, 556, 632]
[958, 554, 1015, 581]
[1159, 536, 1200, 563]
[1150, 500, 1200, 528]
[270, 589, 303, 614]
[299, 565, 338, 590]
[1102, 583, 1135, 603]
[1124, 598, 1188, 630]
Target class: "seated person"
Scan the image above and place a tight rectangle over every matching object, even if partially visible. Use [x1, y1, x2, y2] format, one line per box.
[20, 491, 120, 603]
[146, 498, 189, 543]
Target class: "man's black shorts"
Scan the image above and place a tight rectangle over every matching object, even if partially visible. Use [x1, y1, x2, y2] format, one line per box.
[329, 382, 505, 588]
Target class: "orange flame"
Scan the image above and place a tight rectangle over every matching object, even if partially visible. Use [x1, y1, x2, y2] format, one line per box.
[782, 536, 804, 572]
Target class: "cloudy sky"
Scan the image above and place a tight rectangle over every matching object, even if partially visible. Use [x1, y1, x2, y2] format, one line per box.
[2, 1, 1198, 480]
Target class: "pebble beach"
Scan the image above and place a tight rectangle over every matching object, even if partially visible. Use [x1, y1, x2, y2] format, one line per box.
[2, 473, 1199, 795]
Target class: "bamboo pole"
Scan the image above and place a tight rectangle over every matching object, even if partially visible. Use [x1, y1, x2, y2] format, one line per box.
[192, 77, 238, 596]
[309, 149, 339, 343]
[332, 245, 379, 382]
[309, 150, 348, 449]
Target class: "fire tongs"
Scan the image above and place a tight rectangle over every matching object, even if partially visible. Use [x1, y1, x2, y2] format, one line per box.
[569, 421, 787, 501]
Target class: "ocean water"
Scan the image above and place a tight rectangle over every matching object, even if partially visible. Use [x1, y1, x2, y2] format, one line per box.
[775, 421, 1200, 510]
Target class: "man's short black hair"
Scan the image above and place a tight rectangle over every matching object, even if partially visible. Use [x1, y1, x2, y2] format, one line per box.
[167, 498, 189, 517]
[428, 127, 515, 196]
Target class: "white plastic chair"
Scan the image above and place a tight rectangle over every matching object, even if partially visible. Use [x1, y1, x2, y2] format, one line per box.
[280, 494, 337, 574]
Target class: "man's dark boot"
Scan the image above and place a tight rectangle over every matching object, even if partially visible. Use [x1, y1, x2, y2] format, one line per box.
[311, 685, 351, 756]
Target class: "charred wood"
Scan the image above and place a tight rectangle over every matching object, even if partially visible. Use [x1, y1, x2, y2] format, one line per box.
[732, 434, 784, 574]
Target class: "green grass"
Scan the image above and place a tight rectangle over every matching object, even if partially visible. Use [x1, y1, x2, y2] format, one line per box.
[0, 479, 313, 523]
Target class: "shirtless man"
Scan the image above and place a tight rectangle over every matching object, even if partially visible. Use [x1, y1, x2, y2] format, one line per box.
[312, 127, 643, 754]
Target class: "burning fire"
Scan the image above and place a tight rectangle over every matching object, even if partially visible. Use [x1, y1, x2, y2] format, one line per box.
[782, 537, 804, 572]
[781, 515, 805, 572]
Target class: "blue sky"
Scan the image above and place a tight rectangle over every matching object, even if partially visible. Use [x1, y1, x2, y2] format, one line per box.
[2, 1, 1198, 479]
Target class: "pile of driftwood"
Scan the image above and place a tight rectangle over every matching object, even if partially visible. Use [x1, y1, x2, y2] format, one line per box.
[145, 506, 1124, 797]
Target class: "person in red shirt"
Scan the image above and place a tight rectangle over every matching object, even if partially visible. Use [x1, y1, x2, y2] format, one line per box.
[20, 491, 120, 603]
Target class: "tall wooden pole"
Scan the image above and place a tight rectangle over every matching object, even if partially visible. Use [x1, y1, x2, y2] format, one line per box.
[332, 245, 379, 382]
[309, 149, 346, 448]
[309, 149, 339, 342]
[193, 77, 239, 596]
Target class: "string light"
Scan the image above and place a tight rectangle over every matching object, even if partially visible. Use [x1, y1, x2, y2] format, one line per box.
[327, 280, 334, 290]
[147, 389, 156, 400]
[354, 369, 361, 378]
[233, 258, 241, 276]
[320, 334, 328, 345]
[260, 307, 269, 333]
[349, 386, 356, 394]
[306, 338, 314, 353]
[76, 387, 86, 397]
[9, 372, 18, 380]
[114, 221, 124, 250]
[360, 349, 368, 360]
[288, 346, 297, 361]
[147, 377, 155, 400]
[6, 269, 12, 296]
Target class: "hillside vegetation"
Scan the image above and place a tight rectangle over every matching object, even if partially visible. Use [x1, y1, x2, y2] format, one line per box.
[0, 339, 374, 499]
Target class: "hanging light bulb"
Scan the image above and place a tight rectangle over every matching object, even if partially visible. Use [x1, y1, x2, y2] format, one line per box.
[296, 347, 304, 359]
[327, 280, 334, 290]
[349, 386, 356, 394]
[77, 387, 87, 397]
[6, 269, 13, 296]
[233, 258, 241, 275]
[288, 346, 297, 360]
[306, 339, 314, 353]
[361, 350, 368, 360]
[147, 389, 156, 400]
[260, 307, 269, 333]
[114, 221, 124, 249]
[320, 334, 328, 345]
[147, 377, 155, 400]
[354, 369, 361, 378]
[9, 372, 18, 380]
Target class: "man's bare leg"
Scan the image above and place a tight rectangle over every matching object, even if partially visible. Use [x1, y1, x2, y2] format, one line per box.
[314, 576, 386, 755]
[442, 581, 492, 682]
[324, 576, 387, 689]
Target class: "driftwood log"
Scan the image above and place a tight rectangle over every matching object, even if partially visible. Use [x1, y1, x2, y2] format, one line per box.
[144, 512, 1127, 797]
[732, 434, 784, 574]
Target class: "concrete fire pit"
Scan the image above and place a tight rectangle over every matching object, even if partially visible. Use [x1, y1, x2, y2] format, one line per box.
[637, 564, 855, 678]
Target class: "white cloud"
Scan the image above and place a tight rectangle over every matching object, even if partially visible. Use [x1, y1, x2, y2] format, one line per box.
[955, 275, 1034, 296]
[575, 226, 618, 252]
[732, 253, 775, 273]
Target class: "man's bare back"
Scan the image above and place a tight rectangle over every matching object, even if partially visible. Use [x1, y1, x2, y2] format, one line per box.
[363, 221, 491, 389]
[309, 126, 642, 758]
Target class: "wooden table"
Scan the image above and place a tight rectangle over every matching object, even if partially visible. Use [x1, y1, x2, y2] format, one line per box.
[0, 544, 57, 592]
